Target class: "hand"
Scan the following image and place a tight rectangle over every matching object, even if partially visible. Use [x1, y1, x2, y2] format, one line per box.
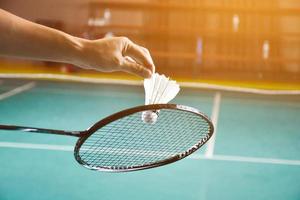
[74, 37, 155, 78]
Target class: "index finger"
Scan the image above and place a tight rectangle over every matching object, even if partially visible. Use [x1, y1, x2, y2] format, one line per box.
[123, 42, 155, 74]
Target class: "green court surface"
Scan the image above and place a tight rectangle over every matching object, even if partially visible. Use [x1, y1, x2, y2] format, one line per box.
[0, 79, 299, 200]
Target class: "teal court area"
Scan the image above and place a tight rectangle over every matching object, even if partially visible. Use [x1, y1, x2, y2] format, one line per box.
[0, 79, 299, 200]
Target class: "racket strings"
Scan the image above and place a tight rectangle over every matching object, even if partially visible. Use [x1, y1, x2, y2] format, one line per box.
[79, 109, 211, 169]
[83, 115, 207, 166]
[82, 114, 208, 167]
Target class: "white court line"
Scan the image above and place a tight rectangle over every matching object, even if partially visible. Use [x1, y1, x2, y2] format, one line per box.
[0, 82, 36, 100]
[205, 92, 221, 158]
[0, 142, 73, 151]
[0, 73, 300, 95]
[190, 154, 300, 166]
[0, 142, 299, 166]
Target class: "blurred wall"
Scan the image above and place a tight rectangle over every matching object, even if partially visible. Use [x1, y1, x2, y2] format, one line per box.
[278, 0, 300, 73]
[1, 0, 87, 33]
[1, 0, 299, 80]
[0, 0, 147, 34]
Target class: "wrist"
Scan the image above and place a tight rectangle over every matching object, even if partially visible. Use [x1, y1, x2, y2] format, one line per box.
[63, 34, 89, 66]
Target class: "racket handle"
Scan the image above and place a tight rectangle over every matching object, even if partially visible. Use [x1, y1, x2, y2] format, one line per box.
[0, 124, 82, 137]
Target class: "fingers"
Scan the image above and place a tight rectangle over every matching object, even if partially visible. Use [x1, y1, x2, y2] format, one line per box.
[120, 57, 152, 78]
[123, 41, 155, 74]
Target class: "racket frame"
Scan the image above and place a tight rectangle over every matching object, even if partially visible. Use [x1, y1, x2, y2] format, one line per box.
[74, 104, 214, 172]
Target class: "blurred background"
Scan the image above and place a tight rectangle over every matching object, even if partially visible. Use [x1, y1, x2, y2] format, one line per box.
[0, 0, 300, 86]
[0, 2, 300, 200]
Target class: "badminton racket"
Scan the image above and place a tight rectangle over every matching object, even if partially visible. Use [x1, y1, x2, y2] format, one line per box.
[0, 104, 214, 172]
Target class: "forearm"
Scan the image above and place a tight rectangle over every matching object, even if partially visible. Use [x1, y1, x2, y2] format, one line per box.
[0, 9, 83, 64]
[0, 9, 154, 78]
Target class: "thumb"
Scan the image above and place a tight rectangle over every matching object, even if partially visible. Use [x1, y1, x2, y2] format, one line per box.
[120, 57, 152, 78]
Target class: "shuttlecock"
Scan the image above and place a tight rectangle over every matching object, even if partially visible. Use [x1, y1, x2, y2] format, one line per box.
[142, 73, 180, 124]
[141, 110, 159, 124]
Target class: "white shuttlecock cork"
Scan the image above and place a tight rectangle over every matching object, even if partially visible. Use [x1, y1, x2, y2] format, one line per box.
[141, 110, 158, 124]
[141, 73, 180, 124]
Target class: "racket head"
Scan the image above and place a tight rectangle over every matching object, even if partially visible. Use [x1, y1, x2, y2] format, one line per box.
[74, 104, 214, 172]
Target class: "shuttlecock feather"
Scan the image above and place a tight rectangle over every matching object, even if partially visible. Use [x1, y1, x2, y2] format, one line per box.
[142, 73, 180, 124]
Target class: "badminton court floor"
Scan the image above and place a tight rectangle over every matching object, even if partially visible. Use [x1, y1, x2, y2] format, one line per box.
[0, 79, 299, 200]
